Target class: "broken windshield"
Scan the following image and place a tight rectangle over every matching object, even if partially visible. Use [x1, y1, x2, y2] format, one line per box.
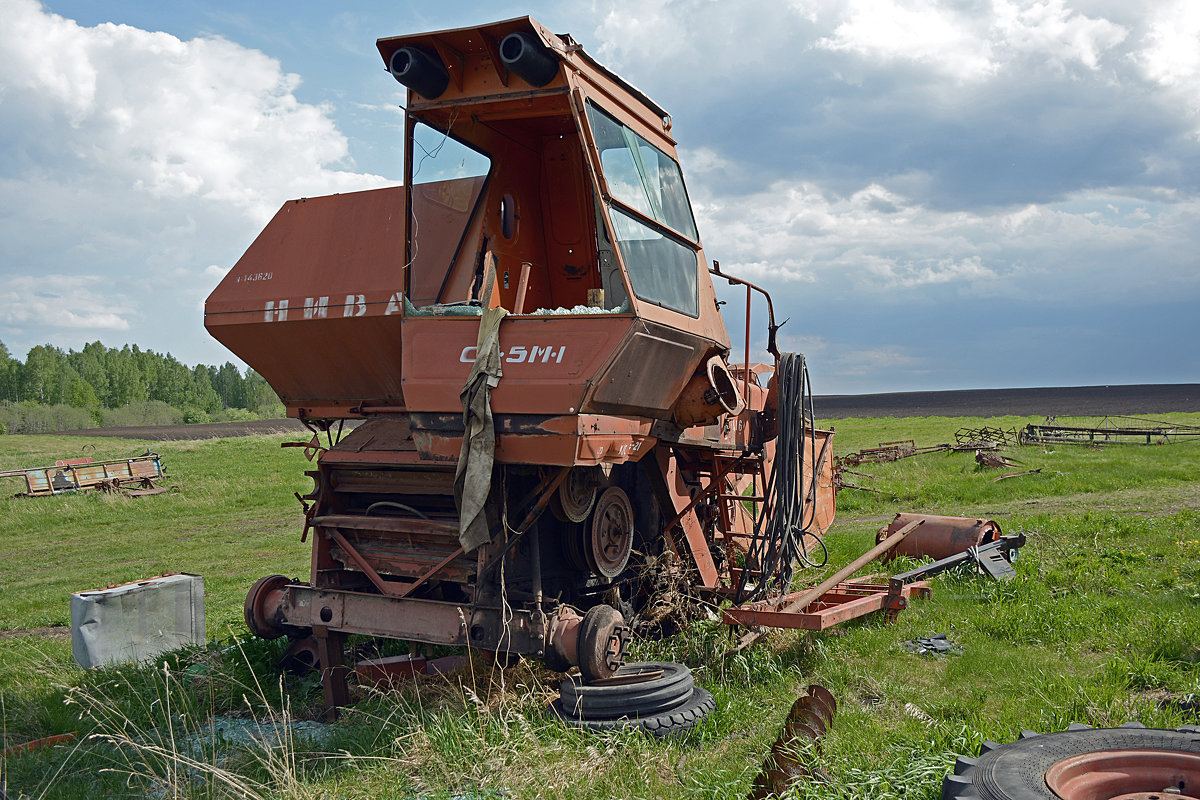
[407, 120, 491, 305]
[585, 102, 698, 242]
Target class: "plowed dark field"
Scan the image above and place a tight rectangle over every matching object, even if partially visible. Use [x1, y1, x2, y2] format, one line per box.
[813, 383, 1200, 419]
[45, 384, 1199, 440]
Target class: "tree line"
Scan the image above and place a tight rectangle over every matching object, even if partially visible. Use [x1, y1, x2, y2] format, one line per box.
[0, 340, 282, 434]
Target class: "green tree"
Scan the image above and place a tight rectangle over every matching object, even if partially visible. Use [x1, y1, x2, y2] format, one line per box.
[0, 341, 17, 402]
[212, 362, 246, 408]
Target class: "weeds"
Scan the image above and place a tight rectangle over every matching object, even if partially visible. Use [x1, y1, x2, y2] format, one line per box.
[2, 416, 1199, 798]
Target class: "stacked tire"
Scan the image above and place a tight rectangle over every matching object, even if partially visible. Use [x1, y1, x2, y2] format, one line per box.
[549, 661, 714, 737]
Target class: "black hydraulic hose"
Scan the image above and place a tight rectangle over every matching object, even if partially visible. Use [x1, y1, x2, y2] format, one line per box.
[734, 353, 828, 604]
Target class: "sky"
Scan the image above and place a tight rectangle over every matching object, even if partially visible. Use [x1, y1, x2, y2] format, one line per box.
[1, 0, 1197, 395]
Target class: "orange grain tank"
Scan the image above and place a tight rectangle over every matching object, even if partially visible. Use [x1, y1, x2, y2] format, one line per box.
[205, 17, 835, 715]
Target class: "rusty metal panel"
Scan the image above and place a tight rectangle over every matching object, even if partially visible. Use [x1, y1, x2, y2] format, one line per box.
[400, 315, 634, 414]
[878, 514, 1001, 562]
[205, 184, 480, 417]
[587, 322, 705, 414]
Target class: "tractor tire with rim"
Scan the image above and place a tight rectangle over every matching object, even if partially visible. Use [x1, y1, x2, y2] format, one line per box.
[549, 686, 715, 738]
[943, 722, 1200, 800]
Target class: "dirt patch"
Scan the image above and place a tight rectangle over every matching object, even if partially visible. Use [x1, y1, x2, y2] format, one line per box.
[0, 625, 70, 641]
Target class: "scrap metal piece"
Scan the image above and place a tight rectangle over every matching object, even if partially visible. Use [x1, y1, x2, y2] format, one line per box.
[877, 513, 1001, 563]
[748, 685, 836, 799]
[1020, 414, 1200, 446]
[888, 533, 1027, 590]
[1, 453, 165, 497]
[975, 450, 1022, 469]
[902, 633, 956, 656]
[955, 426, 1020, 447]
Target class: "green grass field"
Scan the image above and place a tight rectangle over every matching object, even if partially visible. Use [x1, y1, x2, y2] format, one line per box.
[1, 413, 1198, 799]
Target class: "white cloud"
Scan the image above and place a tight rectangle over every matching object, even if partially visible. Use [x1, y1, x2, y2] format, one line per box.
[992, 0, 1127, 71]
[694, 172, 1198, 306]
[1135, 0, 1200, 89]
[0, 0, 391, 362]
[814, 0, 1127, 80]
[0, 275, 132, 331]
[0, 2, 387, 224]
[816, 0, 996, 80]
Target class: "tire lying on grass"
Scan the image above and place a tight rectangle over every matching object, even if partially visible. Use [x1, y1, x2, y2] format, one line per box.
[560, 661, 694, 717]
[549, 686, 715, 738]
[943, 721, 1200, 800]
[549, 661, 714, 738]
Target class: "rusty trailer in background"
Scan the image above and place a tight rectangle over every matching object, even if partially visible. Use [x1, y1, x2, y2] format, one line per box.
[206, 16, 840, 717]
[0, 454, 166, 497]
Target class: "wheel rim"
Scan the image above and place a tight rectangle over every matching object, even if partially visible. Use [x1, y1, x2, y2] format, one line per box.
[553, 467, 597, 523]
[1045, 750, 1200, 800]
[588, 486, 633, 579]
[244, 574, 289, 639]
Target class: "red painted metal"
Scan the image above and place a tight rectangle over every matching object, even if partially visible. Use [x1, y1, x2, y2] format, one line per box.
[877, 513, 1001, 562]
[209, 15, 844, 715]
[1045, 750, 1200, 800]
[723, 578, 931, 631]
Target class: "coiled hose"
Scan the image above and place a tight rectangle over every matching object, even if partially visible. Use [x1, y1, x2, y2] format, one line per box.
[733, 352, 828, 603]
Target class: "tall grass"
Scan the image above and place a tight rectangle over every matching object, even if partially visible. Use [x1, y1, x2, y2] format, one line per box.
[2, 414, 1199, 798]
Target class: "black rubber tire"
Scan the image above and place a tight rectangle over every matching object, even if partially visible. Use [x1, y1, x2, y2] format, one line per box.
[549, 686, 715, 738]
[561, 661, 692, 706]
[943, 722, 1200, 800]
[559, 677, 696, 719]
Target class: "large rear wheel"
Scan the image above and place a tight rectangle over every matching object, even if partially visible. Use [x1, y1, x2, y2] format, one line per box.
[943, 722, 1200, 800]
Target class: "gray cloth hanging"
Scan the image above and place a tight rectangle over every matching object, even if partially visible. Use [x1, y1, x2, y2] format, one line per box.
[454, 304, 507, 552]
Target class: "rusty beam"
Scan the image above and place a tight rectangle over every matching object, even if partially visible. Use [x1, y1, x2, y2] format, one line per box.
[730, 519, 923, 652]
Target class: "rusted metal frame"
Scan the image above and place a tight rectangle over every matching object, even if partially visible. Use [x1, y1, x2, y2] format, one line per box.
[709, 266, 780, 360]
[312, 625, 349, 721]
[571, 69, 677, 146]
[776, 519, 922, 616]
[662, 452, 752, 533]
[403, 112, 416, 294]
[723, 580, 931, 630]
[713, 452, 768, 541]
[398, 545, 466, 599]
[324, 528, 405, 597]
[731, 519, 923, 652]
[477, 466, 571, 581]
[282, 584, 544, 648]
[641, 450, 720, 587]
[408, 85, 569, 113]
[743, 282, 751, 406]
[476, 30, 509, 87]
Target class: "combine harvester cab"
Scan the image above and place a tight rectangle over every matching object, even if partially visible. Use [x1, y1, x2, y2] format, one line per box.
[206, 17, 835, 714]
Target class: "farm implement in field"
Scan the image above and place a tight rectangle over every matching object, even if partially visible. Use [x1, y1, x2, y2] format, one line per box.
[203, 16, 924, 720]
[0, 453, 165, 497]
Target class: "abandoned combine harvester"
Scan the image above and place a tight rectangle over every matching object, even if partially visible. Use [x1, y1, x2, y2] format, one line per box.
[205, 17, 836, 715]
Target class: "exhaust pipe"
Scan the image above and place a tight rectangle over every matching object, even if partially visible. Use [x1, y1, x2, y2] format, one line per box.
[500, 31, 559, 87]
[389, 46, 449, 100]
